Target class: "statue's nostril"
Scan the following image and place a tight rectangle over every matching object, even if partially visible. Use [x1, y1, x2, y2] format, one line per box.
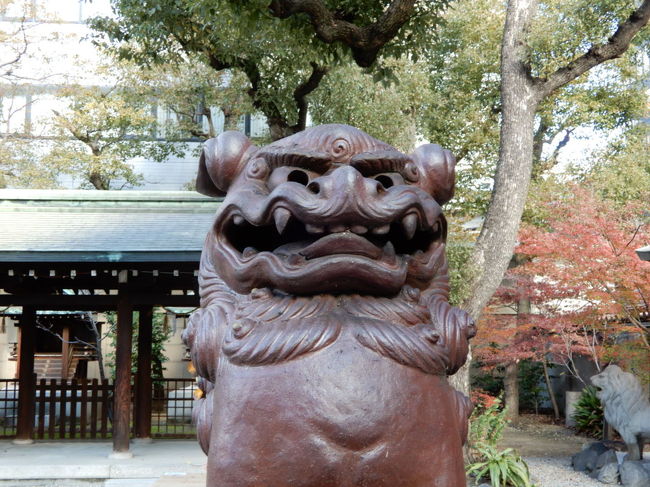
[307, 181, 320, 194]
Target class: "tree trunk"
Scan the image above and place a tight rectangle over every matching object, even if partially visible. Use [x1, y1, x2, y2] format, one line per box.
[453, 0, 540, 396]
[461, 0, 540, 321]
[505, 294, 530, 422]
[542, 359, 560, 421]
[89, 171, 109, 190]
[268, 118, 301, 141]
[504, 361, 519, 422]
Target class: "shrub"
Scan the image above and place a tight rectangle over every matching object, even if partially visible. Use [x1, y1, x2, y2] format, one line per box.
[467, 444, 535, 487]
[469, 392, 508, 454]
[467, 393, 536, 487]
[572, 385, 603, 438]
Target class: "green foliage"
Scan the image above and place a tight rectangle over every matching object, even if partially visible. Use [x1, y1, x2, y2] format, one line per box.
[420, 0, 646, 217]
[90, 0, 344, 131]
[528, 0, 643, 78]
[447, 227, 479, 307]
[310, 57, 429, 152]
[467, 444, 535, 487]
[572, 386, 604, 438]
[41, 77, 184, 190]
[469, 394, 509, 451]
[471, 366, 505, 398]
[105, 310, 172, 381]
[467, 395, 535, 487]
[518, 361, 548, 414]
[579, 124, 650, 208]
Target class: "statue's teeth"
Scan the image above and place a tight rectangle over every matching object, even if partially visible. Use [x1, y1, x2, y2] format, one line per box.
[233, 215, 244, 225]
[273, 208, 291, 234]
[371, 224, 390, 235]
[350, 225, 368, 234]
[305, 224, 324, 234]
[383, 241, 395, 257]
[243, 247, 258, 258]
[329, 225, 347, 233]
[402, 213, 417, 240]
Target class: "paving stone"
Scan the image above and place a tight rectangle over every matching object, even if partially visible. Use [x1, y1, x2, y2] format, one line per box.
[597, 462, 620, 484]
[620, 460, 650, 487]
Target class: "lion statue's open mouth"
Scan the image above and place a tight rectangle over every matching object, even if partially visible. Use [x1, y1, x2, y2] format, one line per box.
[202, 124, 453, 295]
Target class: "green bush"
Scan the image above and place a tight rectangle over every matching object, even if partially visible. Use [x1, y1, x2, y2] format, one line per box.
[572, 386, 603, 438]
[469, 393, 509, 453]
[467, 444, 535, 487]
[467, 394, 536, 487]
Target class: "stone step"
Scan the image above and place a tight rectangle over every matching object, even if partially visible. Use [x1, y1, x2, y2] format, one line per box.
[152, 473, 205, 487]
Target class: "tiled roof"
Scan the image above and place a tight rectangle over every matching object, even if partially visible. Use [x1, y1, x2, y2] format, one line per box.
[0, 190, 220, 263]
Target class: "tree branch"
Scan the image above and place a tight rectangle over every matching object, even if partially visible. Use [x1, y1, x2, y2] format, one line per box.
[268, 0, 417, 67]
[536, 0, 650, 98]
[292, 61, 328, 131]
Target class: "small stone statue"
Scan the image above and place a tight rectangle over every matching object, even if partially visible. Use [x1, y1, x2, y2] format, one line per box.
[183, 124, 475, 486]
[591, 365, 650, 461]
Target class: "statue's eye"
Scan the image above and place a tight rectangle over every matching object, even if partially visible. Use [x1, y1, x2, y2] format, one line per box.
[287, 169, 309, 185]
[374, 173, 404, 189]
[268, 166, 317, 190]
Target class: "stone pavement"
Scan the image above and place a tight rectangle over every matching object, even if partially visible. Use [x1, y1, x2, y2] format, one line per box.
[0, 440, 206, 487]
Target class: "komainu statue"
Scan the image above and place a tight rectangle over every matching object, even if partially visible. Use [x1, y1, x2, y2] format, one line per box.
[591, 365, 650, 461]
[183, 124, 476, 486]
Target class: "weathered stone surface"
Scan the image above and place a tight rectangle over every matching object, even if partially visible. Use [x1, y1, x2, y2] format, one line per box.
[573, 448, 598, 472]
[591, 365, 650, 461]
[596, 449, 619, 470]
[573, 443, 610, 472]
[620, 460, 650, 487]
[597, 462, 620, 484]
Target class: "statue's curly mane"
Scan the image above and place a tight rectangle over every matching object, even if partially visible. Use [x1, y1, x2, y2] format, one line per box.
[183, 233, 475, 454]
[597, 368, 650, 431]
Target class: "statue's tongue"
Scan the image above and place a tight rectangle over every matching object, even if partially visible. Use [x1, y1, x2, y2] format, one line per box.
[299, 232, 382, 259]
[272, 231, 382, 260]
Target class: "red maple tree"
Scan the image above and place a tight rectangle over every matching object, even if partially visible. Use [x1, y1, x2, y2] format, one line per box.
[474, 184, 650, 416]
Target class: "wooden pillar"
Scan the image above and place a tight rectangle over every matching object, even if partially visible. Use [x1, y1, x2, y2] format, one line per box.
[111, 297, 133, 457]
[135, 307, 153, 440]
[61, 324, 70, 379]
[15, 306, 36, 444]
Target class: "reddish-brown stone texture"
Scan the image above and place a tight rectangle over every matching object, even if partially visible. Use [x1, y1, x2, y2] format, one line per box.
[184, 124, 475, 486]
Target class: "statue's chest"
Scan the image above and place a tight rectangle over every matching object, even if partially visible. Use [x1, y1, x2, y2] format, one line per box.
[212, 328, 450, 448]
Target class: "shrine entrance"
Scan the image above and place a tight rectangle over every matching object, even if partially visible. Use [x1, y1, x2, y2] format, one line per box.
[0, 190, 218, 455]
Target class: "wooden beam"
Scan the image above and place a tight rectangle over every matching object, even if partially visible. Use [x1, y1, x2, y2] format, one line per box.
[135, 307, 153, 441]
[15, 306, 36, 444]
[0, 293, 199, 309]
[111, 297, 133, 457]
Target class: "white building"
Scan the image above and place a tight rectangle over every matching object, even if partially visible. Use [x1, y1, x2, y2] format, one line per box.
[0, 0, 268, 191]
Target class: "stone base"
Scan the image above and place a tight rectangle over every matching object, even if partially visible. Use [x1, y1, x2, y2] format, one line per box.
[11, 439, 34, 445]
[108, 450, 134, 459]
[134, 437, 153, 444]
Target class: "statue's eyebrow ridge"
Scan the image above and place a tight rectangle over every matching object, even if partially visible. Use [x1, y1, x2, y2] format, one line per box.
[258, 148, 332, 173]
[350, 151, 412, 176]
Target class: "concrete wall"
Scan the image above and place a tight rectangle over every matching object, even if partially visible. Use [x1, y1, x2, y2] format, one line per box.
[0, 316, 17, 379]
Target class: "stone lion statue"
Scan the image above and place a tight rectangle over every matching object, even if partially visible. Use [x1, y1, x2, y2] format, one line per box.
[183, 124, 475, 486]
[591, 365, 650, 461]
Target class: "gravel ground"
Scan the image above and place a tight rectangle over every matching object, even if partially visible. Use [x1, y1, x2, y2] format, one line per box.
[524, 456, 603, 487]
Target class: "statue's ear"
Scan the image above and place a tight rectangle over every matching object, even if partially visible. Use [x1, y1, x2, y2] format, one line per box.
[196, 131, 256, 196]
[410, 144, 456, 206]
